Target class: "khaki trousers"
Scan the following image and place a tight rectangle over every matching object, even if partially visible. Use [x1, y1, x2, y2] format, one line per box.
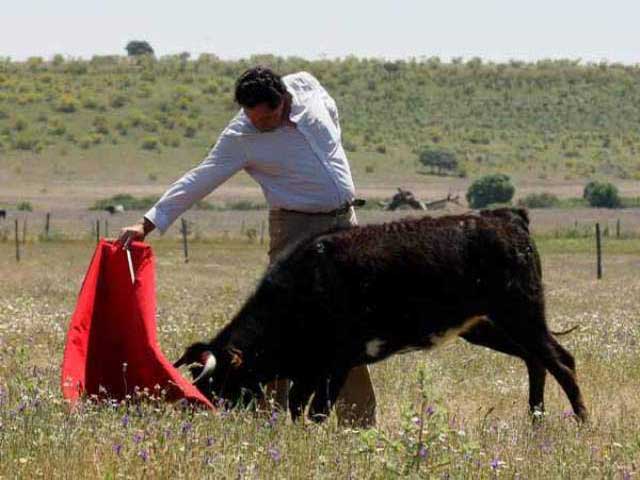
[266, 208, 377, 428]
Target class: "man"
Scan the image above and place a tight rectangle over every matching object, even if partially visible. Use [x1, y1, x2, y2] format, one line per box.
[118, 66, 376, 427]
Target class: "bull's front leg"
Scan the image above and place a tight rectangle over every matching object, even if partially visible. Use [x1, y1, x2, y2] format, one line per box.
[309, 370, 349, 423]
[288, 379, 315, 422]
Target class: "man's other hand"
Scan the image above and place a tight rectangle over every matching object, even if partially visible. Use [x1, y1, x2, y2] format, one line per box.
[117, 218, 155, 248]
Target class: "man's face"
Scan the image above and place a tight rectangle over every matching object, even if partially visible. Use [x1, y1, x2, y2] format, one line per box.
[244, 101, 284, 132]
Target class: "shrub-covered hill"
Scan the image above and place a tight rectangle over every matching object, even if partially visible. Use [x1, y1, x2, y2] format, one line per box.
[1, 54, 640, 182]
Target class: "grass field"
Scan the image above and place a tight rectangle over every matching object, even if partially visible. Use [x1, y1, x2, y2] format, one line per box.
[1, 235, 639, 478]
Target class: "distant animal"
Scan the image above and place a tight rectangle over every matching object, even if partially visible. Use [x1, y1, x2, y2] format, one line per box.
[384, 187, 426, 211]
[174, 208, 588, 423]
[104, 204, 125, 215]
[0, 209, 5, 220]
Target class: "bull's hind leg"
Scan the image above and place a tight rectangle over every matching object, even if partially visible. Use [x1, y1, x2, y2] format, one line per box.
[461, 318, 547, 414]
[490, 305, 588, 421]
[309, 370, 349, 423]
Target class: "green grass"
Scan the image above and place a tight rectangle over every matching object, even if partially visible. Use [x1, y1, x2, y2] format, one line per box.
[1, 239, 639, 477]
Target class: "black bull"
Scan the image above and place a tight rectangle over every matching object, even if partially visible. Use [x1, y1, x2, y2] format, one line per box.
[175, 208, 587, 422]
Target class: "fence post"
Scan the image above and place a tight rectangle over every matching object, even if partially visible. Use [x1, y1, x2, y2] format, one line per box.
[616, 218, 620, 239]
[96, 219, 100, 244]
[104, 219, 109, 238]
[181, 218, 189, 263]
[45, 212, 50, 240]
[22, 218, 27, 245]
[15, 219, 20, 262]
[595, 223, 602, 279]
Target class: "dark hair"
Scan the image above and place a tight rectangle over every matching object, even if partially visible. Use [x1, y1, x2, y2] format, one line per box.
[234, 66, 286, 109]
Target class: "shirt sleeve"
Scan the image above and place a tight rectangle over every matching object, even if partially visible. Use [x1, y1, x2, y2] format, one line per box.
[144, 133, 247, 233]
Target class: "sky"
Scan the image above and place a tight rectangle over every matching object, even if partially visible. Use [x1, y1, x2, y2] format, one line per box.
[1, 0, 638, 63]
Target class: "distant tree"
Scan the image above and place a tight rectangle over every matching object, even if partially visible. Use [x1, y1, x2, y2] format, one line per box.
[125, 40, 154, 57]
[583, 181, 621, 208]
[466, 174, 515, 208]
[418, 147, 458, 175]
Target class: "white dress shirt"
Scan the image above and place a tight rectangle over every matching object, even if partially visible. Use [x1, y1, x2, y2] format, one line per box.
[144, 71, 356, 233]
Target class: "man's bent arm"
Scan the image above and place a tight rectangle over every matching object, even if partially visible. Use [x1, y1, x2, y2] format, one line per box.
[144, 133, 247, 233]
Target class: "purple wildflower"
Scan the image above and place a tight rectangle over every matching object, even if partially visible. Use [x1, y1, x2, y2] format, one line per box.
[268, 445, 281, 463]
[267, 410, 279, 428]
[121, 414, 129, 427]
[418, 444, 428, 458]
[164, 428, 172, 440]
[112, 443, 123, 456]
[425, 405, 435, 416]
[17, 402, 26, 413]
[133, 431, 144, 444]
[181, 421, 192, 434]
[412, 416, 422, 426]
[138, 449, 149, 462]
[206, 436, 214, 447]
[490, 458, 504, 470]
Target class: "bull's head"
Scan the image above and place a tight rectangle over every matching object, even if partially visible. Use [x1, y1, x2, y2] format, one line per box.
[173, 342, 262, 408]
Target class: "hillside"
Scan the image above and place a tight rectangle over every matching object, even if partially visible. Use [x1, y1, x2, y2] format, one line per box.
[1, 55, 640, 191]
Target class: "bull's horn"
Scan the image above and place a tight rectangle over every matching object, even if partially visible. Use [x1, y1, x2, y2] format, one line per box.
[192, 353, 217, 384]
[173, 354, 188, 368]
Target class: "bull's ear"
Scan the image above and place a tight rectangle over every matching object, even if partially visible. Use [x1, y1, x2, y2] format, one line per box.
[228, 347, 244, 368]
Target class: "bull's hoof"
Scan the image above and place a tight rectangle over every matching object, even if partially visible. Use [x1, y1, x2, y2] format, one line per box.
[575, 407, 589, 424]
[529, 407, 546, 424]
[309, 412, 329, 424]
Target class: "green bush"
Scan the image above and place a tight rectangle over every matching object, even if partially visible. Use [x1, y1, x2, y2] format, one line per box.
[81, 95, 100, 110]
[110, 94, 127, 108]
[115, 121, 129, 136]
[184, 123, 197, 138]
[517, 192, 560, 209]
[343, 139, 358, 152]
[128, 110, 147, 128]
[160, 131, 181, 148]
[47, 119, 66, 136]
[13, 116, 28, 131]
[418, 147, 458, 175]
[14, 131, 39, 151]
[466, 174, 515, 209]
[92, 116, 110, 135]
[17, 201, 33, 211]
[55, 94, 79, 113]
[141, 136, 159, 150]
[583, 181, 621, 208]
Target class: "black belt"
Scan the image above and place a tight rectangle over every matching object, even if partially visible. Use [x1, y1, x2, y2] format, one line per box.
[280, 199, 366, 216]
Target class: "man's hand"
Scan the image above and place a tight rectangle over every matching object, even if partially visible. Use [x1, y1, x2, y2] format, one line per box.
[117, 218, 156, 249]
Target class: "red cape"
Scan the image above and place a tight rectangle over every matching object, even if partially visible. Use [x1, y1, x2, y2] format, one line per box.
[61, 240, 214, 409]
